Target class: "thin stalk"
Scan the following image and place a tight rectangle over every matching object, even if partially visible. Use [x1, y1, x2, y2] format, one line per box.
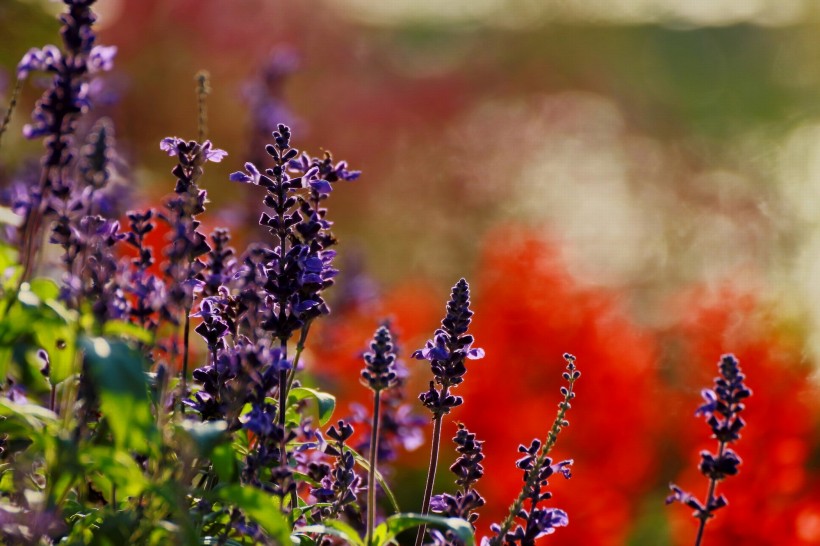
[694, 441, 726, 546]
[489, 374, 578, 546]
[195, 70, 210, 142]
[180, 308, 191, 413]
[278, 336, 291, 514]
[366, 389, 382, 546]
[284, 322, 311, 396]
[414, 411, 444, 546]
[49, 384, 57, 413]
[0, 76, 22, 150]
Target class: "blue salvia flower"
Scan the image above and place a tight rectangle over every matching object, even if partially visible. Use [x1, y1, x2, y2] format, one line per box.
[201, 228, 236, 298]
[230, 124, 354, 343]
[242, 47, 300, 165]
[666, 354, 752, 546]
[361, 325, 399, 392]
[159, 137, 226, 317]
[492, 441, 571, 545]
[429, 423, 486, 546]
[311, 420, 362, 520]
[414, 278, 485, 417]
[352, 326, 426, 465]
[486, 354, 579, 546]
[16, 0, 116, 280]
[124, 209, 165, 332]
[414, 279, 484, 546]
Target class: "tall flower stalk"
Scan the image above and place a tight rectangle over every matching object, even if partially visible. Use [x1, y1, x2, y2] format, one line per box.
[666, 354, 752, 546]
[487, 353, 580, 546]
[15, 0, 115, 282]
[413, 279, 484, 546]
[159, 137, 226, 405]
[360, 325, 399, 545]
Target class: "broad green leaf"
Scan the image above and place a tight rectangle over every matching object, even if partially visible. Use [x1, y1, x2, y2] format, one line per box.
[296, 520, 364, 546]
[211, 484, 289, 545]
[81, 446, 147, 499]
[201, 538, 244, 546]
[102, 320, 154, 344]
[346, 446, 400, 514]
[373, 513, 475, 546]
[81, 336, 156, 454]
[177, 420, 228, 457]
[0, 397, 58, 432]
[210, 443, 236, 483]
[288, 387, 335, 426]
[34, 321, 76, 384]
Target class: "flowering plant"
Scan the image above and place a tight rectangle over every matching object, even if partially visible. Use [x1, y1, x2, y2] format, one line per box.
[0, 2, 779, 545]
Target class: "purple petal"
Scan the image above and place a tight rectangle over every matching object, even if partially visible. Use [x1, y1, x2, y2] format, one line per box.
[309, 179, 332, 194]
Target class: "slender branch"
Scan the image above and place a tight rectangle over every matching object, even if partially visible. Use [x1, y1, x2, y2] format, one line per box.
[195, 70, 210, 143]
[0, 76, 22, 151]
[490, 367, 578, 546]
[414, 412, 444, 546]
[366, 389, 382, 546]
[180, 308, 191, 413]
[694, 441, 726, 545]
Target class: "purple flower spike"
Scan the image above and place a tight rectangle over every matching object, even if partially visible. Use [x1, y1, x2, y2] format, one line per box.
[667, 353, 752, 545]
[415, 278, 483, 416]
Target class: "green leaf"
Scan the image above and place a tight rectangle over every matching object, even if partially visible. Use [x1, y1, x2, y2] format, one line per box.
[296, 520, 364, 546]
[345, 446, 400, 514]
[81, 446, 148, 499]
[211, 484, 290, 545]
[373, 514, 475, 546]
[288, 387, 335, 426]
[177, 420, 228, 457]
[34, 321, 76, 384]
[29, 278, 60, 301]
[81, 336, 156, 454]
[102, 320, 154, 344]
[210, 443, 236, 483]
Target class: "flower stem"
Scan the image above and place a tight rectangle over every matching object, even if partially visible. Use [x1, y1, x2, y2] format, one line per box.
[366, 389, 382, 546]
[195, 70, 210, 142]
[0, 76, 22, 151]
[694, 440, 726, 546]
[414, 411, 444, 546]
[490, 370, 578, 546]
[180, 307, 191, 413]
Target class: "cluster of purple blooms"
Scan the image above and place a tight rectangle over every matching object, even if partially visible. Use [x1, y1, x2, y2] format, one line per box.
[667, 354, 752, 545]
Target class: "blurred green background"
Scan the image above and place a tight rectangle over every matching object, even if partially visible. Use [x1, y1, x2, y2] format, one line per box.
[4, 1, 820, 320]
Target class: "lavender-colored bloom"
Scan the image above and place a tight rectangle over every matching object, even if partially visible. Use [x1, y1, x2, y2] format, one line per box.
[430, 423, 486, 534]
[230, 124, 351, 343]
[414, 278, 484, 416]
[159, 137, 222, 315]
[311, 420, 362, 519]
[350, 323, 426, 469]
[201, 228, 236, 297]
[487, 439, 572, 546]
[361, 325, 398, 392]
[666, 354, 752, 543]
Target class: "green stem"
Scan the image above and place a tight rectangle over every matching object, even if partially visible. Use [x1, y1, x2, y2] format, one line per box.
[366, 389, 382, 546]
[414, 412, 444, 546]
[195, 70, 210, 142]
[180, 308, 191, 413]
[694, 441, 726, 546]
[0, 76, 22, 151]
[489, 372, 578, 546]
